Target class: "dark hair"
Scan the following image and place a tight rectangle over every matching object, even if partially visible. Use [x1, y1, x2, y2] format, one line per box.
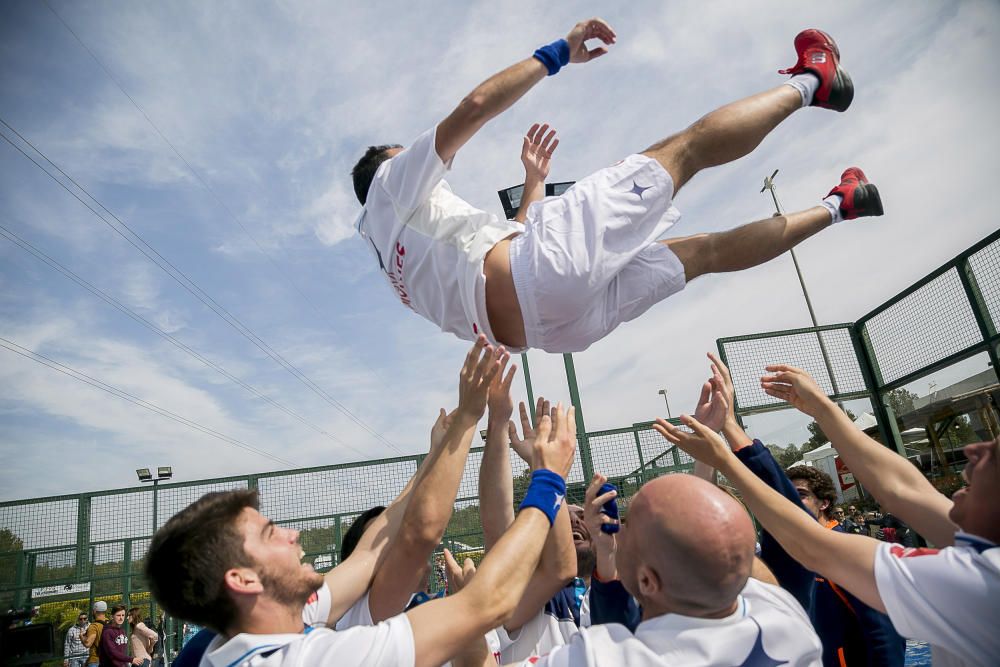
[111, 605, 126, 615]
[340, 506, 386, 560]
[786, 466, 838, 513]
[145, 489, 258, 634]
[351, 145, 401, 204]
[127, 607, 144, 626]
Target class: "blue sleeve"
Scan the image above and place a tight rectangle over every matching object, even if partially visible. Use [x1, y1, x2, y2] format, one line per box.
[588, 576, 640, 633]
[848, 588, 906, 667]
[735, 441, 815, 613]
[173, 629, 216, 667]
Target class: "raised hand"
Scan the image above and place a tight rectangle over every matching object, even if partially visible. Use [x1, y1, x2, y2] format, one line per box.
[486, 358, 518, 426]
[532, 403, 577, 477]
[443, 547, 477, 593]
[760, 364, 830, 418]
[565, 18, 617, 64]
[520, 123, 559, 183]
[429, 407, 456, 452]
[508, 397, 550, 464]
[583, 473, 619, 579]
[457, 335, 506, 421]
[653, 414, 732, 471]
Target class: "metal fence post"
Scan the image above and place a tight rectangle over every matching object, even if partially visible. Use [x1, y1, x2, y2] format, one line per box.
[563, 353, 593, 479]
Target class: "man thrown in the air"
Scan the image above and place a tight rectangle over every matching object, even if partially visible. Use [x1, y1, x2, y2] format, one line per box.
[351, 19, 882, 353]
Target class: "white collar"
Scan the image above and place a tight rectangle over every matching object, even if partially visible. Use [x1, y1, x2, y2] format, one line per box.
[203, 630, 308, 667]
[635, 595, 748, 652]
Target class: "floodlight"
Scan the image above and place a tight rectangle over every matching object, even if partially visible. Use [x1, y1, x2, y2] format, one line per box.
[545, 181, 575, 197]
[157, 466, 173, 479]
[497, 185, 525, 220]
[136, 468, 152, 482]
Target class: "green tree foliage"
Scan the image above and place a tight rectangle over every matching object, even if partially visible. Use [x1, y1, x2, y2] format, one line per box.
[804, 408, 857, 451]
[765, 443, 804, 469]
[885, 388, 918, 416]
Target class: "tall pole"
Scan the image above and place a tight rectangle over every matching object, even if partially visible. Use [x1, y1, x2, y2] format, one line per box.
[563, 353, 593, 480]
[658, 389, 672, 419]
[520, 352, 537, 429]
[151, 478, 159, 534]
[761, 170, 844, 408]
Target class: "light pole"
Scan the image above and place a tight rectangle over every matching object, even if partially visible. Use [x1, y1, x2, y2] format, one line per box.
[658, 389, 672, 419]
[136, 466, 173, 534]
[761, 170, 843, 407]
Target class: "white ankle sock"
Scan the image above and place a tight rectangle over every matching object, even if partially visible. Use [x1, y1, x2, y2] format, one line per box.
[822, 195, 844, 224]
[785, 73, 820, 107]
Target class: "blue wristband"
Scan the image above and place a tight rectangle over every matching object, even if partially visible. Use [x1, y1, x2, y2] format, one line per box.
[519, 469, 567, 525]
[598, 482, 620, 534]
[533, 39, 570, 76]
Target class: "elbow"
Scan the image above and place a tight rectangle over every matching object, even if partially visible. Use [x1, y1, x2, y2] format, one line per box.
[455, 93, 489, 124]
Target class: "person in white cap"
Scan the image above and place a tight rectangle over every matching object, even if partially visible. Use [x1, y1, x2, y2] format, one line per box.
[80, 600, 107, 667]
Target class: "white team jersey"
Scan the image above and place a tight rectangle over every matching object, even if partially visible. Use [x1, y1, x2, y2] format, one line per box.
[199, 584, 414, 666]
[334, 591, 372, 630]
[526, 578, 821, 666]
[498, 583, 590, 664]
[873, 531, 1000, 667]
[356, 126, 519, 346]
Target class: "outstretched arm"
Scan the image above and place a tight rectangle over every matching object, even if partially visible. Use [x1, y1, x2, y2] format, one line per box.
[367, 336, 507, 622]
[434, 19, 615, 164]
[513, 124, 559, 223]
[656, 414, 886, 613]
[760, 365, 956, 546]
[408, 405, 578, 667]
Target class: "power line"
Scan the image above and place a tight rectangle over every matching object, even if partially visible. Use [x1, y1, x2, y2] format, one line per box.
[0, 221, 371, 460]
[0, 335, 297, 467]
[0, 119, 403, 454]
[42, 0, 394, 391]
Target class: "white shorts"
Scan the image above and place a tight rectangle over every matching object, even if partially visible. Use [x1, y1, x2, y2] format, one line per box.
[509, 154, 685, 353]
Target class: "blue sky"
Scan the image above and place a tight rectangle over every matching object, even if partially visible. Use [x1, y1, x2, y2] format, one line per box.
[1, 1, 997, 501]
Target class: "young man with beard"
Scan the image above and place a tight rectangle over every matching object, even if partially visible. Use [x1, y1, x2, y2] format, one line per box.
[146, 338, 581, 667]
[657, 364, 1000, 667]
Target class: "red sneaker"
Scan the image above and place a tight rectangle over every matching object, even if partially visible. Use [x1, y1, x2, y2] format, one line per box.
[828, 167, 883, 220]
[779, 29, 854, 112]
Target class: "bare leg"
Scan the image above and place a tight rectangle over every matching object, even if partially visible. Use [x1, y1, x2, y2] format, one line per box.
[664, 206, 832, 282]
[642, 85, 802, 192]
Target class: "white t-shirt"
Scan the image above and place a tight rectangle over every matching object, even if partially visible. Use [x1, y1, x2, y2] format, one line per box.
[873, 531, 1000, 667]
[200, 584, 414, 667]
[334, 591, 372, 630]
[356, 126, 520, 345]
[498, 583, 590, 664]
[525, 578, 821, 666]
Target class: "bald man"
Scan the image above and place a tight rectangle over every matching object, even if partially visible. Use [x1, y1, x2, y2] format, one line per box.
[519, 474, 822, 666]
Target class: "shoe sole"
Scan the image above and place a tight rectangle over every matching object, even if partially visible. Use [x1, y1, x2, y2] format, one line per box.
[853, 183, 883, 217]
[813, 65, 854, 112]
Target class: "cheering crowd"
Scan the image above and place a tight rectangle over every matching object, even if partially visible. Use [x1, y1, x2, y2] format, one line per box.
[143, 336, 999, 666]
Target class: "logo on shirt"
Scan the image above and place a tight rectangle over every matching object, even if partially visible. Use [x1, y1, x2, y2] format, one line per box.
[889, 545, 940, 559]
[738, 619, 785, 667]
[388, 242, 414, 311]
[628, 180, 653, 199]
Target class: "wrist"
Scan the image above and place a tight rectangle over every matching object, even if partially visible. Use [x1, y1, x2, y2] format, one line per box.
[533, 38, 570, 75]
[722, 422, 753, 451]
[453, 407, 482, 427]
[518, 469, 566, 525]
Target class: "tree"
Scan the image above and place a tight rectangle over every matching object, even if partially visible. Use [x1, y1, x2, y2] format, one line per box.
[885, 388, 918, 416]
[803, 408, 857, 451]
[766, 443, 803, 469]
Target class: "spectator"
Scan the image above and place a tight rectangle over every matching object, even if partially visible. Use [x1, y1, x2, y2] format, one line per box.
[661, 362, 1000, 666]
[97, 606, 134, 667]
[127, 608, 157, 667]
[522, 473, 822, 665]
[145, 337, 580, 666]
[80, 601, 107, 667]
[63, 611, 89, 667]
